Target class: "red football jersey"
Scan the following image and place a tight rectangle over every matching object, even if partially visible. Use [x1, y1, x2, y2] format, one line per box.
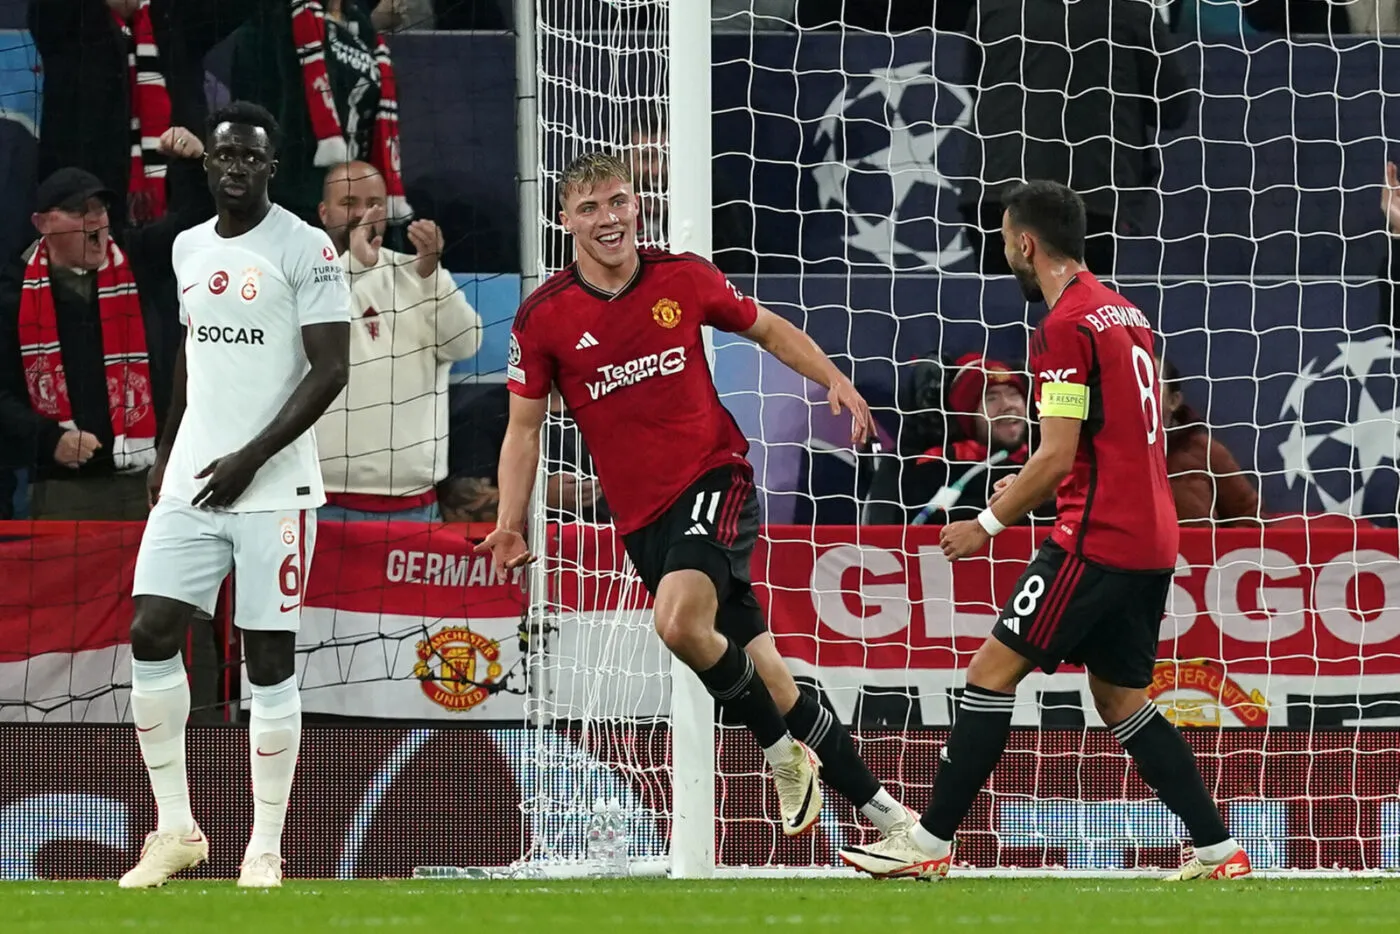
[1029, 272, 1178, 570]
[507, 249, 757, 535]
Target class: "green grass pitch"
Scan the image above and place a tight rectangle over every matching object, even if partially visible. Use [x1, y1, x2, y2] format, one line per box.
[6, 878, 1400, 933]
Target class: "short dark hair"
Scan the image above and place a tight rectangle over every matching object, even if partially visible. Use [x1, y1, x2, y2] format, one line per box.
[1002, 180, 1086, 262]
[205, 101, 281, 153]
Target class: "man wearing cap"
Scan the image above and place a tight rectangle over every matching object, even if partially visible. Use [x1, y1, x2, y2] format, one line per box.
[866, 353, 1053, 527]
[0, 125, 211, 519]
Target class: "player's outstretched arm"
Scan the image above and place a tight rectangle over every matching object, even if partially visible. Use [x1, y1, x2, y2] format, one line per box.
[940, 416, 1079, 559]
[191, 322, 350, 509]
[476, 392, 549, 574]
[740, 305, 875, 444]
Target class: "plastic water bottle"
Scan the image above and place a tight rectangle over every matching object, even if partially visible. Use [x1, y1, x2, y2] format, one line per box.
[606, 797, 629, 878]
[585, 799, 609, 875]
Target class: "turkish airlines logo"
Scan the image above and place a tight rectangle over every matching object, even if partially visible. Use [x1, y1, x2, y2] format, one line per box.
[1038, 368, 1079, 383]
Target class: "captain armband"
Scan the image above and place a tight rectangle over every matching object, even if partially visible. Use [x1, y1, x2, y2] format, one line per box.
[1038, 382, 1089, 420]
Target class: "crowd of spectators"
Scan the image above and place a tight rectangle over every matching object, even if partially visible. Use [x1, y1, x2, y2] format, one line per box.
[0, 0, 495, 523]
[0, 0, 1390, 530]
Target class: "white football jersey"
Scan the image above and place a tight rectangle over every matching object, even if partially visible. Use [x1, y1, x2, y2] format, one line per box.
[163, 205, 350, 512]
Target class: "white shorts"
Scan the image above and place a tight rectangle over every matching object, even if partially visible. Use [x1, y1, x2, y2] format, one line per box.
[132, 499, 317, 632]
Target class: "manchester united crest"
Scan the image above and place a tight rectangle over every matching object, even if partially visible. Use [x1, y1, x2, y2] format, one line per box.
[652, 297, 682, 329]
[110, 370, 152, 426]
[24, 356, 63, 417]
[412, 627, 503, 712]
[1146, 660, 1268, 728]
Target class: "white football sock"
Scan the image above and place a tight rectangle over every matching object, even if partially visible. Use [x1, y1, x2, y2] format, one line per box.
[130, 655, 194, 835]
[1194, 838, 1239, 863]
[860, 787, 905, 835]
[761, 735, 800, 768]
[910, 820, 952, 858]
[245, 675, 302, 862]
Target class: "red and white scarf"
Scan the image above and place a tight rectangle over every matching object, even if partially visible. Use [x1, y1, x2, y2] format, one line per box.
[17, 240, 158, 472]
[290, 0, 410, 219]
[114, 0, 171, 224]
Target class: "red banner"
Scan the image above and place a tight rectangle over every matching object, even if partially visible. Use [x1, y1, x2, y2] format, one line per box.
[6, 520, 1400, 722]
[556, 522, 1400, 677]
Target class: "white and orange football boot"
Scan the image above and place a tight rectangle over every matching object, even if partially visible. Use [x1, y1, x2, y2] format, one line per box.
[839, 831, 953, 881]
[771, 741, 823, 836]
[1164, 846, 1253, 881]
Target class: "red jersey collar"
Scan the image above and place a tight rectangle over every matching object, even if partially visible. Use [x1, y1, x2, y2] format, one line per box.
[1048, 269, 1094, 312]
[572, 252, 645, 302]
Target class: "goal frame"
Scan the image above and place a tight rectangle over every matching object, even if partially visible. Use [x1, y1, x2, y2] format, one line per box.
[514, 0, 718, 879]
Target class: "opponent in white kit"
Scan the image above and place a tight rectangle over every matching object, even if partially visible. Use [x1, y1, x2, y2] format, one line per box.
[120, 102, 351, 888]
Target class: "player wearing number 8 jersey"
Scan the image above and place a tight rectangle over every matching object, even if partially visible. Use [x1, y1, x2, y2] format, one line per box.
[1027, 268, 1178, 569]
[841, 181, 1250, 883]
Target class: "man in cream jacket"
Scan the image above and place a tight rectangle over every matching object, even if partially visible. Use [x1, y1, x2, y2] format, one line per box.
[315, 162, 481, 520]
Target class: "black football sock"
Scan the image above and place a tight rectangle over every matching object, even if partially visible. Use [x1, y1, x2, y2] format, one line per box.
[696, 637, 789, 749]
[784, 690, 880, 806]
[920, 685, 1016, 842]
[1112, 702, 1230, 848]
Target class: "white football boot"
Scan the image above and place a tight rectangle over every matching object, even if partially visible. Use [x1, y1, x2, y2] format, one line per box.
[771, 741, 823, 836]
[117, 825, 209, 888]
[237, 853, 284, 888]
[840, 830, 952, 880]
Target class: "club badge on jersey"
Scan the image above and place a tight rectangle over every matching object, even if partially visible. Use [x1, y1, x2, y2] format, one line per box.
[652, 298, 682, 328]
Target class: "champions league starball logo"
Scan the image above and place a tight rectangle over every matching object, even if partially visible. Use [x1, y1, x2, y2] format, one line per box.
[810, 62, 973, 269]
[1277, 335, 1400, 514]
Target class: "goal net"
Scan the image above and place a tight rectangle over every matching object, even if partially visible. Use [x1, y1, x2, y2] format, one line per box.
[520, 0, 1400, 877]
[4, 0, 1400, 883]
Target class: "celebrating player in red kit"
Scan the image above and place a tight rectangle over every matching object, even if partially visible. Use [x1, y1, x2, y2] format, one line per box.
[478, 152, 918, 843]
[839, 181, 1251, 881]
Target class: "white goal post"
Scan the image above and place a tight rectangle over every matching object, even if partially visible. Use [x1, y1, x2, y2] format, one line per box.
[516, 0, 721, 879]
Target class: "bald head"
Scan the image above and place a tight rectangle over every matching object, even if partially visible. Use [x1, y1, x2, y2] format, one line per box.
[319, 161, 386, 255]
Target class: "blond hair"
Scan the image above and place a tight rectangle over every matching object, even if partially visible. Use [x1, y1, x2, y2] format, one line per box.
[557, 151, 631, 208]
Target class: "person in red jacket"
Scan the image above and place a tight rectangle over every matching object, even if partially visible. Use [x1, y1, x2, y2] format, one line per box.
[1160, 358, 1260, 525]
[865, 353, 1052, 526]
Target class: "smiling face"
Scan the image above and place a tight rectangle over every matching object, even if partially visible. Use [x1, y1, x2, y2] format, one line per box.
[982, 381, 1028, 449]
[205, 122, 275, 214]
[560, 175, 639, 272]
